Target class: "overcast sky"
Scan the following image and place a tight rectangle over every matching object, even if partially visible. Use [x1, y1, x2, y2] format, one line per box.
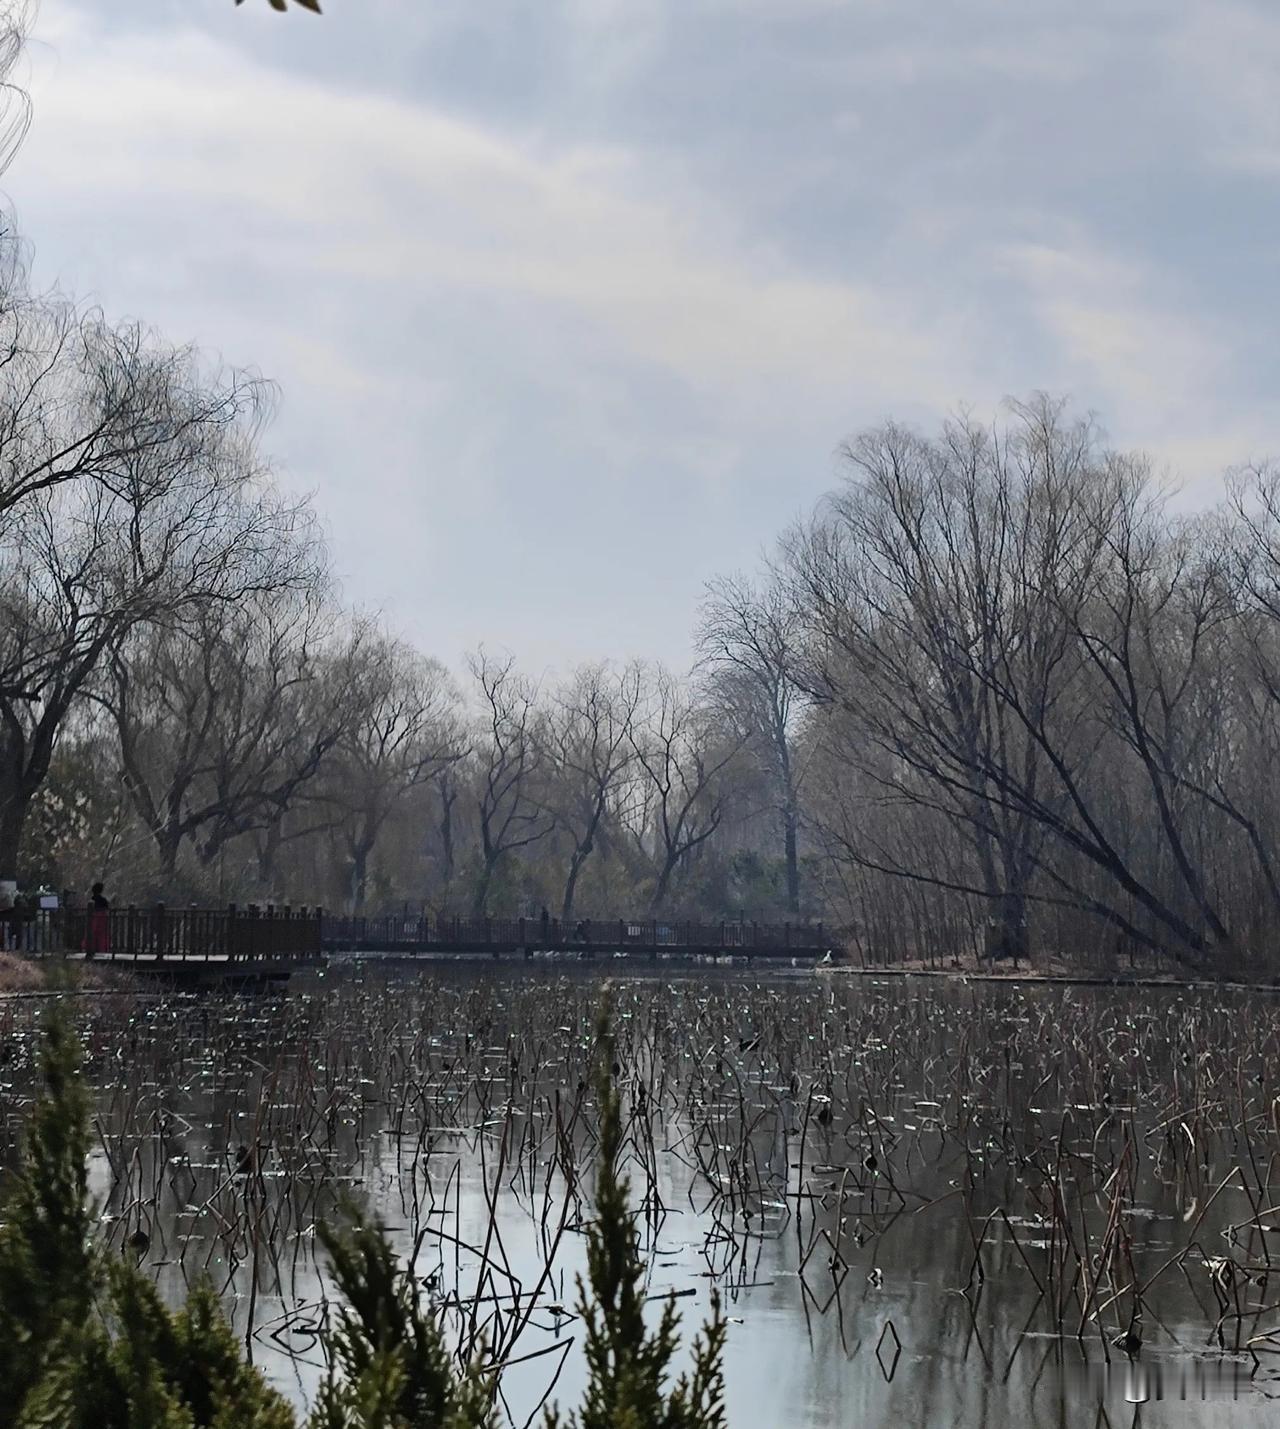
[8, 0, 1279, 673]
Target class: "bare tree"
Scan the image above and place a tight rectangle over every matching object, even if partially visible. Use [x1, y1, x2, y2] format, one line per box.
[542, 661, 642, 922]
[0, 2, 29, 182]
[100, 586, 343, 885]
[431, 762, 463, 891]
[468, 650, 552, 917]
[697, 572, 808, 913]
[0, 306, 272, 521]
[318, 629, 463, 914]
[0, 331, 314, 885]
[629, 667, 742, 913]
[786, 409, 1055, 958]
[788, 396, 1258, 969]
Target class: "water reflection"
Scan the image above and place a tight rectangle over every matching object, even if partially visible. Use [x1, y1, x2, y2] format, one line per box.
[0, 965, 1276, 1426]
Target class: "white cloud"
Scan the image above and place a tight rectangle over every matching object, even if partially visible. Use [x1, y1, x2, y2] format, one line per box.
[7, 0, 1274, 667]
[18, 7, 959, 425]
[1164, 1, 1280, 176]
[997, 242, 1223, 414]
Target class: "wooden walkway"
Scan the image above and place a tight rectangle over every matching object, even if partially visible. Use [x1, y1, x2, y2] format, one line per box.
[11, 906, 322, 972]
[5, 907, 835, 972]
[321, 914, 834, 960]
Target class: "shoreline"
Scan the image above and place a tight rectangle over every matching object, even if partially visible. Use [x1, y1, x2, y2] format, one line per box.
[4, 955, 1275, 997]
[820, 964, 1280, 993]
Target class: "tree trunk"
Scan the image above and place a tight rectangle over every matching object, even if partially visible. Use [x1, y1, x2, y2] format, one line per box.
[439, 780, 456, 882]
[471, 853, 499, 918]
[783, 803, 800, 915]
[351, 842, 372, 915]
[562, 844, 590, 923]
[996, 887, 1028, 963]
[256, 823, 282, 897]
[649, 854, 678, 914]
[158, 826, 183, 882]
[0, 795, 24, 887]
[0, 720, 55, 888]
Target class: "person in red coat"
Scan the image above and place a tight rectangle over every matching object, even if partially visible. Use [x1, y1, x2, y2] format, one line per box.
[86, 882, 111, 958]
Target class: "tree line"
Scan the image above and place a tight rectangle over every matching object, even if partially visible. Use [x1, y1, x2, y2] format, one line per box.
[784, 397, 1280, 972]
[11, 240, 1280, 976]
[11, 259, 1280, 976]
[0, 254, 803, 922]
[2, 0, 1279, 963]
[6, 0, 1275, 971]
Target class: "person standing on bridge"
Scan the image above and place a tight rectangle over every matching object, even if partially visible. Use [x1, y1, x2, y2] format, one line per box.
[86, 881, 111, 959]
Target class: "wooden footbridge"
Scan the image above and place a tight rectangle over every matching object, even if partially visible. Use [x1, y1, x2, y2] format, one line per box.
[13, 905, 324, 984]
[9, 905, 834, 981]
[321, 913, 834, 961]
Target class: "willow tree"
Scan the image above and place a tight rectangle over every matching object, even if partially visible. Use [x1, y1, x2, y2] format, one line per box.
[542, 661, 643, 923]
[697, 573, 808, 914]
[468, 650, 552, 917]
[0, 323, 316, 887]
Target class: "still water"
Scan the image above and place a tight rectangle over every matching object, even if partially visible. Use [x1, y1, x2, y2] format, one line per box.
[2, 963, 1276, 1426]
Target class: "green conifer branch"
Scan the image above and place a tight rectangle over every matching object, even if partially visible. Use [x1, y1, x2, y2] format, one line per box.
[0, 1003, 728, 1429]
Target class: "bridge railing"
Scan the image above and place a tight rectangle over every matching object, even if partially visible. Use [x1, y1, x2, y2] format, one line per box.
[2, 905, 829, 961]
[2, 905, 323, 962]
[321, 913, 829, 954]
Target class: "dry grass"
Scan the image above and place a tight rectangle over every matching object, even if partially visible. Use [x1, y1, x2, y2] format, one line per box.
[0, 952, 52, 992]
[0, 953, 144, 995]
[838, 948, 1171, 980]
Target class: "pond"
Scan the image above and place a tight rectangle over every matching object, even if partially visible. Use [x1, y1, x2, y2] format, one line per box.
[0, 964, 1276, 1427]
